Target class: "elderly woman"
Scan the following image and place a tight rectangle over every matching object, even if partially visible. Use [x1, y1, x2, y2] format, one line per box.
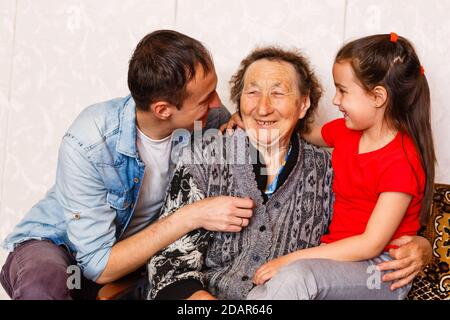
[146, 47, 429, 300]
[146, 47, 330, 300]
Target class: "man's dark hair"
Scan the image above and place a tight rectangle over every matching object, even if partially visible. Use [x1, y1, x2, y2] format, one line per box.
[128, 30, 214, 110]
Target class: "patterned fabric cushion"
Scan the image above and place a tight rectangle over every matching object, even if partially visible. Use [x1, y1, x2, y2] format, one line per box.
[408, 184, 450, 300]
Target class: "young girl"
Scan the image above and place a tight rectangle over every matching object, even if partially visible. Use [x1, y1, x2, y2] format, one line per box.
[245, 33, 435, 300]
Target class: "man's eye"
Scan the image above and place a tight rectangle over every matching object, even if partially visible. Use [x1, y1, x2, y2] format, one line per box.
[246, 91, 258, 95]
[272, 92, 285, 96]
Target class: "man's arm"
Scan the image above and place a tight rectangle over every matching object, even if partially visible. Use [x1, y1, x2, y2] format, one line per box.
[57, 135, 252, 284]
[98, 193, 253, 284]
[56, 137, 118, 281]
[377, 235, 432, 290]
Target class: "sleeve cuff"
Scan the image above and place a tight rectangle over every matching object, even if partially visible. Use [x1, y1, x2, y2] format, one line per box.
[80, 246, 112, 282]
[155, 279, 206, 300]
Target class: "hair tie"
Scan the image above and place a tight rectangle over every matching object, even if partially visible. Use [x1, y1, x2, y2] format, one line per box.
[420, 66, 425, 75]
[390, 32, 399, 43]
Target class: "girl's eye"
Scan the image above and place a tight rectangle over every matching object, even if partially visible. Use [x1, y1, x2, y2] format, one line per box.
[272, 92, 285, 96]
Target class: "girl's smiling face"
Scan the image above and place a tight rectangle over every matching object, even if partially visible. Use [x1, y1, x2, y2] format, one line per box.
[332, 61, 382, 131]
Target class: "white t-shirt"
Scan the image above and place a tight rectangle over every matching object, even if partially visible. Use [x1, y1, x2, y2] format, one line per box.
[121, 127, 173, 239]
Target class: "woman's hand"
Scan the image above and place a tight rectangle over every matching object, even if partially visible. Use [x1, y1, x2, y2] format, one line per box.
[252, 255, 293, 286]
[219, 112, 244, 133]
[377, 235, 432, 290]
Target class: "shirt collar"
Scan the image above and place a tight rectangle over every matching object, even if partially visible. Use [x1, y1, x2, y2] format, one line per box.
[252, 132, 300, 203]
[116, 95, 138, 158]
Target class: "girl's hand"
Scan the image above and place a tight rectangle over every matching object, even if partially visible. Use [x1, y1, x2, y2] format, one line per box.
[187, 290, 217, 300]
[252, 255, 293, 286]
[219, 112, 244, 134]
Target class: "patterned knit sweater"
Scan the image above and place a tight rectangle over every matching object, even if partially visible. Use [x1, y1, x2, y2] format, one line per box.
[147, 129, 334, 300]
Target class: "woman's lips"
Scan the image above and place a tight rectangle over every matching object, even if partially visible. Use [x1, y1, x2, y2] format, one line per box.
[255, 120, 277, 128]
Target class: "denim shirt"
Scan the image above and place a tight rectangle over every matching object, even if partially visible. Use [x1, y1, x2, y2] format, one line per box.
[2, 95, 230, 281]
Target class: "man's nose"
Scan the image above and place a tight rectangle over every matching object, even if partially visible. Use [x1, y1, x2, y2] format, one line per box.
[209, 91, 222, 109]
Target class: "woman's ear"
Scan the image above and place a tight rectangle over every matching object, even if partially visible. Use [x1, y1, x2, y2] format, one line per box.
[298, 96, 311, 119]
[373, 86, 388, 108]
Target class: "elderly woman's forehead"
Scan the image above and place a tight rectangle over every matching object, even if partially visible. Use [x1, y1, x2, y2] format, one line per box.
[244, 59, 299, 84]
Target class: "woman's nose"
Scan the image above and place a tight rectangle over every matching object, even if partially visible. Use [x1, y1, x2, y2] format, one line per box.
[256, 95, 273, 116]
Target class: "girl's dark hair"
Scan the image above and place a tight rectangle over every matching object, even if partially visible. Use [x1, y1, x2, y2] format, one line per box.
[230, 47, 322, 135]
[128, 30, 213, 110]
[336, 34, 435, 226]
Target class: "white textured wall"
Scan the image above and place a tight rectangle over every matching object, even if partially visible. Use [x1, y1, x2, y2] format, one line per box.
[1, 0, 449, 299]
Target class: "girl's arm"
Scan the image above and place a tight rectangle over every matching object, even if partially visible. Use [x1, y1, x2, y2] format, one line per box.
[302, 123, 329, 147]
[253, 191, 412, 285]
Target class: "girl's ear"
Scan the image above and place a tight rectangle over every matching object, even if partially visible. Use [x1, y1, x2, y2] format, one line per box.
[373, 86, 388, 108]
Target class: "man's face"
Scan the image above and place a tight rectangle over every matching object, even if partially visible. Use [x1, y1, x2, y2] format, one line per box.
[171, 65, 221, 131]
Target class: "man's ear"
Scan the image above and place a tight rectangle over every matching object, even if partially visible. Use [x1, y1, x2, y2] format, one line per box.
[150, 101, 176, 120]
[298, 96, 311, 119]
[373, 86, 388, 108]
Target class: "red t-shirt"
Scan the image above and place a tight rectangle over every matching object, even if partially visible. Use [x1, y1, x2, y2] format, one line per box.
[320, 119, 424, 251]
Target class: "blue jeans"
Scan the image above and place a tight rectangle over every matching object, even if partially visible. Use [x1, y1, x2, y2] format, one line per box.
[246, 253, 412, 300]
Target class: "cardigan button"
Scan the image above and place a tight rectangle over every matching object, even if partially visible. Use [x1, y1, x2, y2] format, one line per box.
[241, 275, 249, 281]
[259, 225, 266, 232]
[274, 201, 281, 209]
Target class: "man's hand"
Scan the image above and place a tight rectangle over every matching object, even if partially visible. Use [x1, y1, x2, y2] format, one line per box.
[219, 112, 244, 134]
[377, 235, 432, 290]
[252, 255, 292, 286]
[187, 290, 217, 300]
[183, 196, 254, 233]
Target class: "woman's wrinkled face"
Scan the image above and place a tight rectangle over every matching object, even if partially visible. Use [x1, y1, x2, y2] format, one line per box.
[240, 59, 308, 148]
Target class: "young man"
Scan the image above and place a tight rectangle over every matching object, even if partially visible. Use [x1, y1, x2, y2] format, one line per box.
[0, 30, 254, 300]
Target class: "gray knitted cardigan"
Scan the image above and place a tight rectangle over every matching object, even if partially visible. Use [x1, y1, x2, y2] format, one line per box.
[147, 129, 334, 300]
